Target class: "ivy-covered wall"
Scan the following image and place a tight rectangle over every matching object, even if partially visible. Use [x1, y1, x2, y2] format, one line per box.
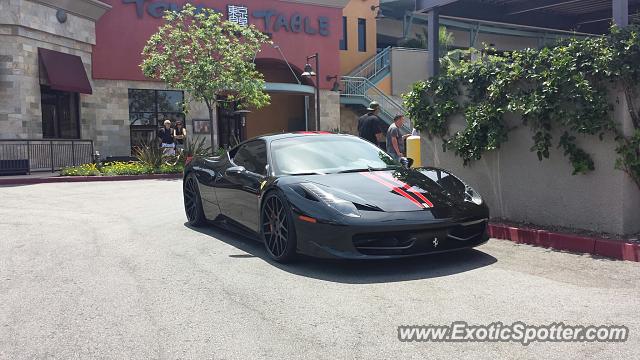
[421, 101, 639, 235]
[405, 26, 640, 235]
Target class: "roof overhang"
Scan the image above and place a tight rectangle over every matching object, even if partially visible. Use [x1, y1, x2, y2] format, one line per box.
[38, 48, 93, 94]
[265, 83, 316, 95]
[383, 0, 640, 34]
[30, 0, 111, 21]
[279, 0, 350, 9]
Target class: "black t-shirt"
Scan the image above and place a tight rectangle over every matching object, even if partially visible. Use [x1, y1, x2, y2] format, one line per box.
[358, 113, 385, 144]
[158, 127, 173, 144]
[174, 127, 185, 145]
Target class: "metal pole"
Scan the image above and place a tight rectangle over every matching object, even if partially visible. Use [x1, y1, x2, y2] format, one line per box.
[50, 140, 54, 173]
[27, 140, 31, 174]
[315, 53, 320, 131]
[304, 96, 309, 131]
[427, 7, 440, 78]
[613, 0, 629, 27]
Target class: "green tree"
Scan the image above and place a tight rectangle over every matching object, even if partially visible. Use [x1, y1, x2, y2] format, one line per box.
[141, 4, 271, 149]
[398, 26, 455, 54]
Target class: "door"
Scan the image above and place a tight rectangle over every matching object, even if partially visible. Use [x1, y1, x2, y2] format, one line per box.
[215, 140, 268, 232]
[40, 86, 79, 139]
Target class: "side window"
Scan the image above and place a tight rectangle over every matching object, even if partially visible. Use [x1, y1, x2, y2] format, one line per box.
[232, 140, 268, 175]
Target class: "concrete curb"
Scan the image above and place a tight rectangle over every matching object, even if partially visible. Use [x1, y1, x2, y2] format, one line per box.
[488, 223, 640, 262]
[0, 173, 182, 185]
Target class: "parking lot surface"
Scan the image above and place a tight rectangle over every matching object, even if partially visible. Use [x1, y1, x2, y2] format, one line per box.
[1, 180, 638, 359]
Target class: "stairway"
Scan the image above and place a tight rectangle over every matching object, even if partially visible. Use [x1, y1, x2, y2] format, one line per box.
[340, 47, 411, 133]
[347, 46, 392, 82]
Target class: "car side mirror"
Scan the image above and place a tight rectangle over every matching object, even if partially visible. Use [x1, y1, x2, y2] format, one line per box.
[226, 166, 246, 176]
[400, 157, 414, 169]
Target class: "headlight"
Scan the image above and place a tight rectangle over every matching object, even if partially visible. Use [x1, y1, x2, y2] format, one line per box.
[300, 183, 361, 218]
[464, 185, 483, 205]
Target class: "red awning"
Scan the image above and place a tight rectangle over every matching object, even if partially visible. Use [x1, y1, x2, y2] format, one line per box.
[38, 48, 92, 94]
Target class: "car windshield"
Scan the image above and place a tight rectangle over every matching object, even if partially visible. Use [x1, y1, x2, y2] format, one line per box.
[270, 135, 398, 175]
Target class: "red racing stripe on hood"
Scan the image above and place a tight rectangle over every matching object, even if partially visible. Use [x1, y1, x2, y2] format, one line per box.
[375, 172, 434, 208]
[359, 172, 424, 209]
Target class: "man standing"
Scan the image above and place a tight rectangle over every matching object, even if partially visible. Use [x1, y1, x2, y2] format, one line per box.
[386, 114, 409, 161]
[158, 119, 175, 155]
[357, 101, 385, 146]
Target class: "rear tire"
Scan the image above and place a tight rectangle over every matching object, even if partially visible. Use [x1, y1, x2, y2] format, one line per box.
[183, 173, 206, 227]
[261, 191, 297, 262]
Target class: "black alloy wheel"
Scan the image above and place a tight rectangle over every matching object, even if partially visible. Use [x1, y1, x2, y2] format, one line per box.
[261, 192, 297, 262]
[184, 174, 206, 227]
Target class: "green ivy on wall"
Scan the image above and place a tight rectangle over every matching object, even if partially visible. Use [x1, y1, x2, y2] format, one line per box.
[404, 25, 640, 189]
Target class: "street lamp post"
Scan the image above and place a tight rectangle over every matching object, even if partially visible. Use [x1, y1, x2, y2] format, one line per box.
[302, 53, 320, 131]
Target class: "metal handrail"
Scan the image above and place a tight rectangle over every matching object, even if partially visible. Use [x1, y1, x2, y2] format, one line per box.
[0, 139, 94, 174]
[347, 46, 392, 81]
[340, 76, 411, 133]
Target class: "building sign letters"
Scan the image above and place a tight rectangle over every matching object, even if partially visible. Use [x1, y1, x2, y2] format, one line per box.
[123, 0, 330, 36]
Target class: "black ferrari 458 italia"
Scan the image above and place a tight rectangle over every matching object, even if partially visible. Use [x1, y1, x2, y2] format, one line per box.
[183, 132, 489, 262]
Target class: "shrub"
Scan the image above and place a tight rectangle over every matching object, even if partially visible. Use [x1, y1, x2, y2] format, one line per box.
[154, 163, 184, 174]
[100, 161, 153, 176]
[60, 163, 101, 176]
[134, 140, 165, 168]
[183, 136, 212, 158]
[60, 161, 183, 176]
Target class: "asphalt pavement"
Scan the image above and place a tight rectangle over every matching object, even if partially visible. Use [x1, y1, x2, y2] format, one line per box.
[0, 180, 638, 359]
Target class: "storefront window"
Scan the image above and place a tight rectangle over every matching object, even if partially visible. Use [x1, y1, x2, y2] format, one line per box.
[128, 89, 184, 126]
[129, 89, 184, 152]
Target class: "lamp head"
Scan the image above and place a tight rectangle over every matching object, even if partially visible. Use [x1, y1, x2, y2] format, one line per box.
[301, 63, 316, 77]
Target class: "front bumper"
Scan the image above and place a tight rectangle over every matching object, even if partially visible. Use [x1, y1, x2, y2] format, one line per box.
[293, 212, 489, 259]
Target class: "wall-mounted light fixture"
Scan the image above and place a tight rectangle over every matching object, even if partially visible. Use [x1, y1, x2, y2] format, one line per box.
[56, 9, 68, 23]
[326, 75, 340, 92]
[370, 5, 385, 20]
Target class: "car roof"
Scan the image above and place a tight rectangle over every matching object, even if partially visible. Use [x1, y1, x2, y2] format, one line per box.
[254, 132, 356, 142]
[225, 132, 360, 155]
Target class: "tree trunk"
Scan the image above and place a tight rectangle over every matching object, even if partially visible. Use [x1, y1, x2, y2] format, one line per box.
[206, 102, 218, 152]
[624, 84, 640, 129]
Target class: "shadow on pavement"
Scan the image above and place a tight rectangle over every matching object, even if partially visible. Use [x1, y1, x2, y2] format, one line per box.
[186, 222, 497, 284]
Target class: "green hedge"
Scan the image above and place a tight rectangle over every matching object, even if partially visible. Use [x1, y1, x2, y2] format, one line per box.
[60, 161, 183, 177]
[404, 25, 640, 189]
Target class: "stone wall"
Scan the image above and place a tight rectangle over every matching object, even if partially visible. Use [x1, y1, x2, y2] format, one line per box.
[81, 80, 213, 157]
[319, 89, 341, 132]
[0, 0, 96, 45]
[0, 0, 96, 140]
[339, 105, 361, 135]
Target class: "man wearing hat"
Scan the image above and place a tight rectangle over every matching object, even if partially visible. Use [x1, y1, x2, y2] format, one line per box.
[158, 119, 175, 155]
[357, 101, 386, 146]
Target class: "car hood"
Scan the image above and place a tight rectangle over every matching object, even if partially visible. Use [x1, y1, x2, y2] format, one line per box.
[286, 167, 478, 214]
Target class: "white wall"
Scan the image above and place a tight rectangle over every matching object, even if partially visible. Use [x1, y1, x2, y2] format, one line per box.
[390, 48, 429, 97]
[420, 89, 640, 235]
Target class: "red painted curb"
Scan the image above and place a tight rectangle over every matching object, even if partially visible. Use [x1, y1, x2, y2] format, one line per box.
[0, 173, 182, 185]
[488, 223, 639, 262]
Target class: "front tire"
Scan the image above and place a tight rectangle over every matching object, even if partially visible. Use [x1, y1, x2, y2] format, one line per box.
[183, 173, 206, 227]
[261, 191, 297, 262]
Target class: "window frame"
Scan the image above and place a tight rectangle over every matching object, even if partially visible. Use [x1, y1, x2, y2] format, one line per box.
[128, 89, 185, 127]
[339, 16, 348, 50]
[357, 18, 367, 53]
[231, 139, 268, 176]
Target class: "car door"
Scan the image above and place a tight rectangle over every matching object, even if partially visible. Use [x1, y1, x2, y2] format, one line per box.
[215, 140, 268, 232]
